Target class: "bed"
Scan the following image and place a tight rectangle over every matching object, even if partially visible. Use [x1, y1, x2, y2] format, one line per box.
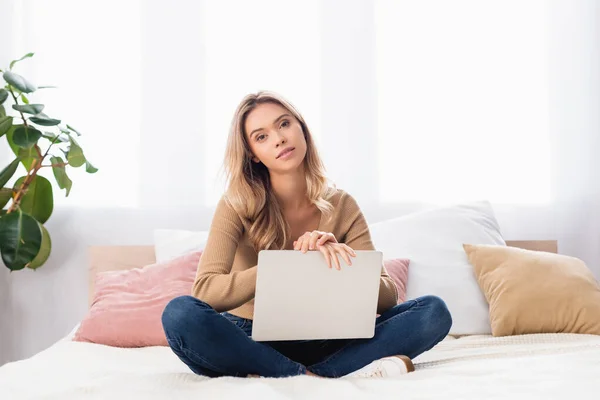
[1, 241, 599, 400]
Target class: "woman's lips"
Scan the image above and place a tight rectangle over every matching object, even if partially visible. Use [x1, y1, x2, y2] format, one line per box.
[278, 148, 295, 159]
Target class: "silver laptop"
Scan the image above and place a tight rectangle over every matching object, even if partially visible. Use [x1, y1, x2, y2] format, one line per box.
[252, 250, 383, 341]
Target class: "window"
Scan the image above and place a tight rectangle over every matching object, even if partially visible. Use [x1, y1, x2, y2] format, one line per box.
[375, 0, 551, 204]
[9, 0, 142, 207]
[203, 0, 322, 206]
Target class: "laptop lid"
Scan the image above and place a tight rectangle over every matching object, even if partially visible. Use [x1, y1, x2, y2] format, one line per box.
[252, 250, 383, 341]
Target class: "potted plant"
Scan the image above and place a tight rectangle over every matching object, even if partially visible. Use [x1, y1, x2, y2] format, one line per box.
[0, 52, 97, 271]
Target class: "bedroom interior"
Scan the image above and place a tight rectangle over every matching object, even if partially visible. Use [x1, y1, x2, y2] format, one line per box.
[1, 0, 600, 398]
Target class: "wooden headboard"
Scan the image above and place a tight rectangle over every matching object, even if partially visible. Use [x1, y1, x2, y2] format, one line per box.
[87, 240, 558, 307]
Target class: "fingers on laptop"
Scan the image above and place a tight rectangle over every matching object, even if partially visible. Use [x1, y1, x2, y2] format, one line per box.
[319, 243, 356, 270]
[318, 244, 334, 269]
[294, 231, 337, 253]
[338, 244, 355, 266]
[293, 232, 310, 252]
[332, 245, 343, 270]
[316, 232, 337, 247]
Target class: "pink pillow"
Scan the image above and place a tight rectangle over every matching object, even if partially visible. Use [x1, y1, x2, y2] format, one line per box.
[73, 250, 202, 347]
[384, 258, 410, 303]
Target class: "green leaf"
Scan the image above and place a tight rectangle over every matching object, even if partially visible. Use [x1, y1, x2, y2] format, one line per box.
[13, 175, 53, 224]
[5, 125, 19, 155]
[13, 125, 42, 148]
[0, 116, 13, 137]
[27, 223, 51, 270]
[30, 113, 60, 126]
[0, 188, 13, 209]
[85, 161, 98, 174]
[18, 147, 41, 171]
[0, 158, 20, 188]
[67, 136, 85, 167]
[50, 156, 72, 196]
[3, 71, 37, 93]
[42, 131, 68, 143]
[0, 208, 42, 271]
[6, 128, 41, 171]
[12, 104, 44, 115]
[66, 124, 81, 136]
[0, 105, 5, 117]
[0, 89, 8, 105]
[20, 93, 29, 104]
[9, 53, 34, 70]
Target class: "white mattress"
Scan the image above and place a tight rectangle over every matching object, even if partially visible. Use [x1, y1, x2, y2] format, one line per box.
[1, 331, 599, 400]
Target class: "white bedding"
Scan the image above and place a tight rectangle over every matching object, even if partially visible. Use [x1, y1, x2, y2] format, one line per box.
[1, 332, 599, 400]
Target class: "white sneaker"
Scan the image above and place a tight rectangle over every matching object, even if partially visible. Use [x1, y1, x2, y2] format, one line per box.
[343, 355, 415, 378]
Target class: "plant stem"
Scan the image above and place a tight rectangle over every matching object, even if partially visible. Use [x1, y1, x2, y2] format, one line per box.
[41, 162, 68, 168]
[41, 135, 59, 160]
[7, 158, 40, 214]
[5, 88, 60, 214]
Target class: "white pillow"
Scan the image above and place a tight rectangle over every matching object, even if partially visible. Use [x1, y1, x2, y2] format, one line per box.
[153, 229, 209, 263]
[369, 200, 505, 336]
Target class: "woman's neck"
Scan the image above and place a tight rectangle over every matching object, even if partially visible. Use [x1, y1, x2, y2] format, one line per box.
[269, 166, 311, 211]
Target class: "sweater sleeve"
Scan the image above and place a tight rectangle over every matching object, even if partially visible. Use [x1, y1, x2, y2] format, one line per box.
[191, 195, 257, 312]
[341, 193, 399, 314]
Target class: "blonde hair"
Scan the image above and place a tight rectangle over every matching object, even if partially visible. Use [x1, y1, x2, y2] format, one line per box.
[221, 90, 336, 252]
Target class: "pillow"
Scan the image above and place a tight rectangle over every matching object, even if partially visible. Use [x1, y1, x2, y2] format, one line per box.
[369, 200, 505, 335]
[463, 243, 600, 336]
[384, 258, 410, 303]
[73, 250, 202, 347]
[153, 229, 209, 263]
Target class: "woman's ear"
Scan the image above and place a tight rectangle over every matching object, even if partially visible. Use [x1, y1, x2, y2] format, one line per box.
[252, 155, 260, 163]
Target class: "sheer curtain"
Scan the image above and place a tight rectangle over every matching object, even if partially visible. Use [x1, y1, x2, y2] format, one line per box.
[1, 0, 599, 269]
[203, 0, 323, 206]
[376, 0, 551, 205]
[1, 0, 143, 207]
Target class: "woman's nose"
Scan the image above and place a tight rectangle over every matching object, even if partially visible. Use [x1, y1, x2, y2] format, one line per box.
[274, 131, 286, 145]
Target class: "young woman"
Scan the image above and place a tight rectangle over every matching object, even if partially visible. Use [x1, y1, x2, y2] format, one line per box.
[161, 91, 452, 379]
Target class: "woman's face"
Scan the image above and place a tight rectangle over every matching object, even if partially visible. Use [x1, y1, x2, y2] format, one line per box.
[244, 102, 307, 173]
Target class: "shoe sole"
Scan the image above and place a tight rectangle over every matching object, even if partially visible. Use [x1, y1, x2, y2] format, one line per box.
[395, 355, 415, 373]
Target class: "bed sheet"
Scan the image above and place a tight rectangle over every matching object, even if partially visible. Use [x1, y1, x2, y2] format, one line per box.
[1, 331, 599, 400]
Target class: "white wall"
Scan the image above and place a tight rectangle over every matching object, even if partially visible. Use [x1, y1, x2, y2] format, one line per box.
[0, 0, 19, 366]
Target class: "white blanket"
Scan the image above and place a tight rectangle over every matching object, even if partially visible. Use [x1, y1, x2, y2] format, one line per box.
[1, 333, 599, 400]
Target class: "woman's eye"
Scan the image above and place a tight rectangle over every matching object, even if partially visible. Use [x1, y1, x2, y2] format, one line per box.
[281, 120, 289, 128]
[256, 134, 266, 142]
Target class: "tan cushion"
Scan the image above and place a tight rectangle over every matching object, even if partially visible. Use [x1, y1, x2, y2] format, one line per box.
[463, 243, 600, 336]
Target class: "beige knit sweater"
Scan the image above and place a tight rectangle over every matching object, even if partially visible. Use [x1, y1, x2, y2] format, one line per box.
[191, 188, 398, 319]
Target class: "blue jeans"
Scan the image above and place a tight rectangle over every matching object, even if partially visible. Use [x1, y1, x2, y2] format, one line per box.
[161, 295, 452, 378]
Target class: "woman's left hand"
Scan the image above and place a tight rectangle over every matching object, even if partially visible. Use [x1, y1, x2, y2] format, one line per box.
[293, 230, 337, 253]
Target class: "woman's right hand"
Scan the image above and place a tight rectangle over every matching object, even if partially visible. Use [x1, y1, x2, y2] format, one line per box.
[316, 242, 356, 270]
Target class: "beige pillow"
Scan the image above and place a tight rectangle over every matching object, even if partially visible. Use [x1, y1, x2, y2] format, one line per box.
[463, 243, 600, 336]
